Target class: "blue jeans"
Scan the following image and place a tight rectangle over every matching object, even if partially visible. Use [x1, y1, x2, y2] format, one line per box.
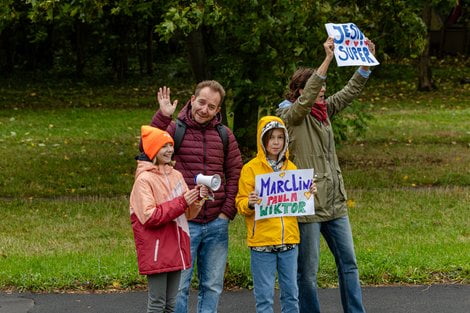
[297, 216, 366, 313]
[251, 247, 299, 313]
[175, 217, 229, 313]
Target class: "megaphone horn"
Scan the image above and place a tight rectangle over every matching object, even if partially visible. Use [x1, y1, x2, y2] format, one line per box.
[195, 174, 221, 191]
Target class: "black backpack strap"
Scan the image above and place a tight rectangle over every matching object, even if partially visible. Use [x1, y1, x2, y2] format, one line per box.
[173, 119, 187, 154]
[216, 124, 229, 156]
[216, 124, 229, 173]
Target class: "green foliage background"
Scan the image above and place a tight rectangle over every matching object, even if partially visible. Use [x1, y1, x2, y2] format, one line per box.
[1, 0, 464, 145]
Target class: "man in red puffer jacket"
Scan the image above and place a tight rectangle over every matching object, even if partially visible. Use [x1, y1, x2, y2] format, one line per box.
[147, 81, 242, 313]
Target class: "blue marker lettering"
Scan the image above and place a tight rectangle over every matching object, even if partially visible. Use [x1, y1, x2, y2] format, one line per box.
[349, 23, 364, 40]
[341, 24, 352, 39]
[338, 46, 349, 61]
[362, 47, 374, 63]
[284, 178, 292, 191]
[277, 180, 285, 193]
[332, 25, 344, 44]
[260, 177, 271, 197]
[302, 179, 311, 190]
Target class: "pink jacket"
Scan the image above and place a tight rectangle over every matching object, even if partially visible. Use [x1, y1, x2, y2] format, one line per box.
[150, 101, 242, 223]
[129, 161, 191, 275]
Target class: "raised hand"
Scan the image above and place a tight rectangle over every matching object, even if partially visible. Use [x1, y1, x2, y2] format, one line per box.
[157, 86, 178, 117]
[316, 37, 335, 77]
[324, 37, 335, 59]
[360, 39, 376, 71]
[366, 39, 376, 56]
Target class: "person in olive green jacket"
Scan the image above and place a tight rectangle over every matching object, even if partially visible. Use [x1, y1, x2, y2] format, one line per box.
[277, 37, 376, 313]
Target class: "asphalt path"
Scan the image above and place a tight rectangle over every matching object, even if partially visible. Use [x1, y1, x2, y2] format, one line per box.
[1, 284, 469, 313]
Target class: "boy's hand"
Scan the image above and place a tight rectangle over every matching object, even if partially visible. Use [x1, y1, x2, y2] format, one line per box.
[248, 191, 260, 209]
[309, 182, 317, 194]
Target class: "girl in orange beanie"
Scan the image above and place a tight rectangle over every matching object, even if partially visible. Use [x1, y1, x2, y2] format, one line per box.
[130, 126, 207, 313]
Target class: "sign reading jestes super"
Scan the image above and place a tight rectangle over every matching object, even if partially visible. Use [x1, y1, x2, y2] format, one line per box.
[325, 23, 379, 67]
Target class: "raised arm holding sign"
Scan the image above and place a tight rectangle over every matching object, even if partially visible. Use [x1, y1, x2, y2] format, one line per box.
[276, 31, 377, 313]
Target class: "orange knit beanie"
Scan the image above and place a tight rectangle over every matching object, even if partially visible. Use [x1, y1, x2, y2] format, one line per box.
[141, 126, 174, 160]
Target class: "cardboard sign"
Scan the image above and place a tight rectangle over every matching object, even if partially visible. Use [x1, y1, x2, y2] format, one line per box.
[325, 23, 379, 67]
[254, 169, 315, 220]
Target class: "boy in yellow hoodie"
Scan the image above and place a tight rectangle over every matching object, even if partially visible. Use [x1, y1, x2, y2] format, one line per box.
[236, 116, 316, 313]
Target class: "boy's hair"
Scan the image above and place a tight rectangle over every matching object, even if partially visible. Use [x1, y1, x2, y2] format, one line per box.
[262, 128, 274, 149]
[285, 67, 316, 102]
[194, 80, 226, 106]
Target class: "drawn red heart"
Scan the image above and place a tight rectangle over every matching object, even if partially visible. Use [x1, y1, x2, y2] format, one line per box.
[354, 41, 359, 46]
[345, 40, 350, 45]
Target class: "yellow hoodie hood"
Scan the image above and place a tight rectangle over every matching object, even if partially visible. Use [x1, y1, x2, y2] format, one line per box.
[256, 116, 290, 165]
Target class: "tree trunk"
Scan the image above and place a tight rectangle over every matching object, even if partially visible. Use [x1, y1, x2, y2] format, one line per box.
[146, 24, 154, 75]
[110, 16, 130, 80]
[0, 29, 15, 75]
[72, 20, 86, 78]
[136, 23, 144, 75]
[186, 28, 210, 82]
[233, 96, 258, 150]
[29, 24, 55, 71]
[186, 28, 226, 122]
[418, 5, 437, 91]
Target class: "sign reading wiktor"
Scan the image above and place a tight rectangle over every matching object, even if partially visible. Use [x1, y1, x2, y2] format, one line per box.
[325, 23, 379, 67]
[254, 169, 315, 221]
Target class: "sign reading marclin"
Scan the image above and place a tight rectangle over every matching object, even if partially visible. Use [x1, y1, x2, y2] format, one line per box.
[255, 169, 315, 221]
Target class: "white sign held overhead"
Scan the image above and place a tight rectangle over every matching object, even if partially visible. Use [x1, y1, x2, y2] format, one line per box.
[325, 23, 379, 67]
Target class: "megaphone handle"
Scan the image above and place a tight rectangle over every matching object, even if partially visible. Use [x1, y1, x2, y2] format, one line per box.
[200, 188, 215, 201]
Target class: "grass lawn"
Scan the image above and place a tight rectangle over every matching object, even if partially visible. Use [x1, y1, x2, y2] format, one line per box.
[1, 188, 468, 291]
[0, 108, 151, 197]
[0, 58, 469, 291]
